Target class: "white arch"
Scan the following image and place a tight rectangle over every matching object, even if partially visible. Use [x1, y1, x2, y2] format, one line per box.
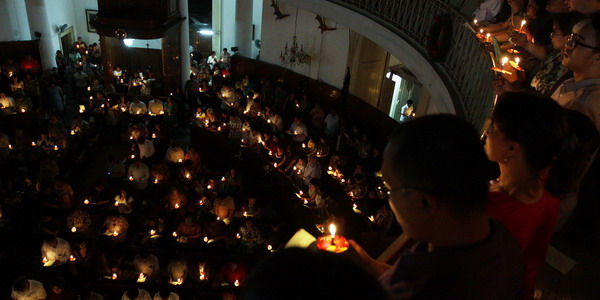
[279, 0, 455, 114]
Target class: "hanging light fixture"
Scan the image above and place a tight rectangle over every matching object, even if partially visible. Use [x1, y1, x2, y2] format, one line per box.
[280, 8, 310, 67]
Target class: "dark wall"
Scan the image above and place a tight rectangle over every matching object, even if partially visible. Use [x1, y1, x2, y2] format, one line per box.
[231, 55, 398, 143]
[0, 40, 42, 68]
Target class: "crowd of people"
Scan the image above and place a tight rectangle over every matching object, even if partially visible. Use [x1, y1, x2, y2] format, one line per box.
[2, 0, 600, 299]
[0, 33, 395, 299]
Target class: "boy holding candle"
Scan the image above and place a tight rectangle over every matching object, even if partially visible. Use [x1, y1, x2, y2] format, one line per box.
[350, 114, 524, 299]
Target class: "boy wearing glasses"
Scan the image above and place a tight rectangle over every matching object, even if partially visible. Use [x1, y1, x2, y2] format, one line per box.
[552, 15, 600, 131]
[351, 115, 524, 299]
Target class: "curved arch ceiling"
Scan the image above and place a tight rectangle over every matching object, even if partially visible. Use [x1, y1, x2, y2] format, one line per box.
[279, 0, 456, 114]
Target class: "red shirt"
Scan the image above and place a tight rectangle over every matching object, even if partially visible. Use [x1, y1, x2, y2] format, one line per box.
[487, 190, 559, 299]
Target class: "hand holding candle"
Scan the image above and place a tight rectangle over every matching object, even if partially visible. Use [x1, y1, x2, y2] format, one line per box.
[316, 223, 349, 253]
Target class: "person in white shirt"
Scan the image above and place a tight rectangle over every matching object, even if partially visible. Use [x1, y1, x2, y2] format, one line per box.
[324, 108, 340, 137]
[11, 277, 47, 300]
[41, 236, 72, 267]
[165, 144, 186, 163]
[121, 287, 151, 300]
[134, 250, 160, 278]
[127, 159, 150, 190]
[399, 100, 414, 122]
[220, 48, 231, 67]
[148, 98, 164, 116]
[0, 92, 15, 110]
[303, 155, 322, 186]
[129, 98, 148, 116]
[288, 116, 308, 142]
[473, 0, 506, 23]
[136, 137, 155, 159]
[207, 51, 218, 69]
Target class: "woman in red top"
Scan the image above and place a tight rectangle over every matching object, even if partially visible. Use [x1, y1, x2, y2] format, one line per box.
[484, 92, 567, 299]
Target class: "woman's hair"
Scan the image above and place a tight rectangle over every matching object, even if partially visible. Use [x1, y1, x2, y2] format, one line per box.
[553, 12, 586, 34]
[492, 92, 567, 171]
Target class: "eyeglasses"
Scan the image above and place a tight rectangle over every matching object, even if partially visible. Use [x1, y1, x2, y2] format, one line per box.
[550, 31, 562, 38]
[566, 33, 600, 52]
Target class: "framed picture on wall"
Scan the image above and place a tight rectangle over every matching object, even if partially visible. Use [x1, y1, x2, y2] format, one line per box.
[86, 9, 98, 33]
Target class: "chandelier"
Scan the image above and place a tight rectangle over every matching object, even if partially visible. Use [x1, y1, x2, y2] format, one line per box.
[280, 9, 310, 67]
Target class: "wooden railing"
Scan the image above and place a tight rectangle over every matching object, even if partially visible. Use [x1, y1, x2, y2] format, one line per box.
[330, 0, 495, 130]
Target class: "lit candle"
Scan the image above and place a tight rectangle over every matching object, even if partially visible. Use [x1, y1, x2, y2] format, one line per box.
[112, 273, 118, 280]
[474, 19, 478, 26]
[236, 233, 241, 239]
[234, 279, 240, 287]
[501, 56, 509, 67]
[175, 203, 180, 209]
[54, 145, 59, 151]
[316, 223, 349, 253]
[207, 184, 212, 189]
[221, 176, 226, 182]
[129, 176, 134, 181]
[152, 133, 156, 139]
[21, 108, 25, 113]
[154, 178, 159, 184]
[137, 273, 146, 283]
[273, 162, 278, 168]
[84, 199, 90, 205]
[486, 33, 491, 42]
[71, 226, 77, 232]
[515, 57, 520, 66]
[150, 229, 156, 235]
[302, 143, 306, 148]
[368, 215, 375, 222]
[178, 158, 183, 163]
[8, 144, 12, 150]
[267, 244, 273, 251]
[519, 19, 526, 32]
[204, 236, 208, 243]
[69, 255, 76, 262]
[87, 86, 91, 91]
[71, 130, 75, 135]
[172, 231, 178, 237]
[114, 201, 119, 207]
[31, 141, 36, 147]
[112, 231, 119, 237]
[42, 257, 48, 264]
[185, 172, 191, 179]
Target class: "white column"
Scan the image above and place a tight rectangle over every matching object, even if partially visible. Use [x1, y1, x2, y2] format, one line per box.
[25, 0, 56, 69]
[179, 0, 191, 85]
[0, 0, 31, 41]
[212, 0, 222, 52]
[235, 0, 253, 57]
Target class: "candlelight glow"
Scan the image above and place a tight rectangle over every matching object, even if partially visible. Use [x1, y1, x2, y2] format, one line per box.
[172, 231, 178, 237]
[501, 56, 509, 66]
[71, 226, 77, 232]
[329, 223, 336, 238]
[84, 199, 90, 205]
[515, 57, 520, 65]
[234, 279, 240, 287]
[112, 273, 118, 280]
[204, 236, 208, 243]
[69, 255, 76, 262]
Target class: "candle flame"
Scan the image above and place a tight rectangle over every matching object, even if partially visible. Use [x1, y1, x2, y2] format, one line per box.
[234, 279, 240, 287]
[84, 199, 90, 205]
[69, 255, 76, 261]
[71, 226, 77, 232]
[172, 231, 178, 237]
[204, 236, 209, 243]
[112, 273, 118, 280]
[515, 57, 520, 65]
[501, 56, 509, 66]
[329, 223, 336, 238]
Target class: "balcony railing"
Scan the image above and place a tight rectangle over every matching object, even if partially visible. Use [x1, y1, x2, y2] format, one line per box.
[330, 0, 495, 130]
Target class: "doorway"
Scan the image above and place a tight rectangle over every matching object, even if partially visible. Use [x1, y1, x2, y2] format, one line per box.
[59, 27, 75, 53]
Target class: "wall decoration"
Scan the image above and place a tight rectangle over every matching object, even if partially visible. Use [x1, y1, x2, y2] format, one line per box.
[315, 15, 337, 33]
[86, 9, 98, 33]
[270, 1, 289, 20]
